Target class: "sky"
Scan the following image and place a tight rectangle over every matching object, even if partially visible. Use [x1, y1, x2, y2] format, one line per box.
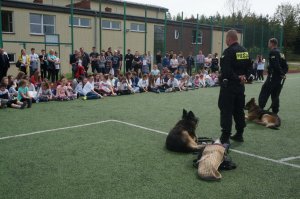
[130, 0, 298, 17]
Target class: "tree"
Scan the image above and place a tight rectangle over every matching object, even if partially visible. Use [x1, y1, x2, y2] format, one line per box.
[273, 3, 300, 54]
[225, 0, 251, 17]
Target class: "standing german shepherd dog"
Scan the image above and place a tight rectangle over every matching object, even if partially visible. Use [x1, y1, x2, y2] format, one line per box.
[245, 98, 281, 129]
[166, 109, 204, 152]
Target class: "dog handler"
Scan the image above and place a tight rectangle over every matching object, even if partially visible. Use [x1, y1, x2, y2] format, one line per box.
[218, 30, 252, 144]
[258, 38, 288, 114]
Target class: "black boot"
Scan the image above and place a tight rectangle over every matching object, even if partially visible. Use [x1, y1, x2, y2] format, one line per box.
[27, 99, 32, 108]
[230, 133, 244, 142]
[220, 133, 230, 144]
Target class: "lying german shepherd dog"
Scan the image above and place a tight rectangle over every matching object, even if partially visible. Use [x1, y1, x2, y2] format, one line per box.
[245, 98, 281, 129]
[165, 109, 204, 152]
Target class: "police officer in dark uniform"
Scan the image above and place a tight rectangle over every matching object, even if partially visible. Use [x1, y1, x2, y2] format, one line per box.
[219, 30, 252, 144]
[258, 38, 288, 114]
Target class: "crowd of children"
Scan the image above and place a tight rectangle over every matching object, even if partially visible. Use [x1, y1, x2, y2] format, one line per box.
[0, 63, 219, 109]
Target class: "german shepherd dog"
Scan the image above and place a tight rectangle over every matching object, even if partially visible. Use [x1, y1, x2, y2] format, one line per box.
[245, 98, 281, 129]
[165, 109, 204, 152]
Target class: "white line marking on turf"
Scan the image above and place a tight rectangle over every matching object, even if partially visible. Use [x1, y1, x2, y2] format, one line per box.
[278, 156, 300, 162]
[110, 120, 168, 135]
[111, 120, 300, 169]
[0, 120, 113, 141]
[1, 119, 299, 169]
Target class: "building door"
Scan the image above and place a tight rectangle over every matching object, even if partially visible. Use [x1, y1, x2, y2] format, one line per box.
[154, 25, 164, 64]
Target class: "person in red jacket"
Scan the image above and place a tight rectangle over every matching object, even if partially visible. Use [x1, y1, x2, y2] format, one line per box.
[75, 64, 86, 79]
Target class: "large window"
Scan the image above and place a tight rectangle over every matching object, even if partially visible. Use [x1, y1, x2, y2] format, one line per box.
[69, 17, 91, 27]
[130, 23, 145, 32]
[30, 13, 55, 35]
[2, 11, 13, 33]
[102, 20, 121, 30]
[192, 30, 203, 44]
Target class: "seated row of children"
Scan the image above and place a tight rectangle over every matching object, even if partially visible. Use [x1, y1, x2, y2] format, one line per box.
[0, 65, 219, 109]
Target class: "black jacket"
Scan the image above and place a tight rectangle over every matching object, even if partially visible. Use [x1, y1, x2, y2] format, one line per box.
[268, 48, 286, 80]
[0, 53, 10, 70]
[220, 42, 252, 83]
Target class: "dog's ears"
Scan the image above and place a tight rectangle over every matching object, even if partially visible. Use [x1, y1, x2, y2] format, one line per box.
[251, 97, 255, 102]
[182, 109, 188, 118]
[187, 111, 195, 119]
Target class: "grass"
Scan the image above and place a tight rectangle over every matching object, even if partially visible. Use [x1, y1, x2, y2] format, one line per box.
[0, 74, 300, 199]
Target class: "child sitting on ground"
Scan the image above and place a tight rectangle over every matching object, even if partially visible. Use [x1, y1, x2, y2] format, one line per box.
[17, 79, 32, 108]
[151, 64, 160, 76]
[131, 72, 140, 93]
[0, 83, 26, 109]
[167, 74, 181, 92]
[76, 77, 102, 100]
[148, 75, 160, 93]
[117, 77, 132, 95]
[138, 74, 149, 92]
[37, 81, 53, 102]
[56, 78, 74, 101]
[99, 74, 117, 96]
[199, 74, 206, 88]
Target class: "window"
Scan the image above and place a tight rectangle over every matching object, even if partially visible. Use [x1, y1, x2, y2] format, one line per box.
[2, 11, 13, 33]
[102, 20, 121, 30]
[30, 13, 55, 35]
[7, 53, 16, 63]
[192, 30, 203, 44]
[69, 17, 91, 27]
[130, 23, 145, 32]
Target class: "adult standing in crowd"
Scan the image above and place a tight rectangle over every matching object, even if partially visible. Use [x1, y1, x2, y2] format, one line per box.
[0, 48, 10, 81]
[170, 54, 178, 73]
[47, 49, 57, 83]
[70, 50, 80, 78]
[196, 50, 205, 73]
[29, 48, 39, 76]
[211, 53, 219, 72]
[256, 55, 265, 82]
[112, 50, 121, 76]
[39, 49, 48, 80]
[90, 47, 100, 73]
[99, 52, 106, 74]
[80, 47, 90, 73]
[218, 29, 252, 144]
[186, 52, 194, 76]
[258, 38, 288, 114]
[125, 49, 133, 72]
[18, 49, 30, 75]
[156, 50, 162, 64]
[117, 49, 123, 71]
[105, 47, 112, 57]
[132, 51, 142, 75]
[162, 53, 170, 69]
[54, 51, 61, 82]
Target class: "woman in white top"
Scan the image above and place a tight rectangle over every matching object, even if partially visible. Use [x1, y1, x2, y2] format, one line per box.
[256, 55, 265, 82]
[170, 54, 178, 73]
[54, 52, 61, 82]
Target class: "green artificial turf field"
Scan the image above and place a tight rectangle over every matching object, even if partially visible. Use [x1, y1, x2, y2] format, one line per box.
[0, 74, 299, 199]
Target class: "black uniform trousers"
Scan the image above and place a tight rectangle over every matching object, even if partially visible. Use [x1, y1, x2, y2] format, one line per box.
[218, 82, 246, 141]
[258, 76, 282, 114]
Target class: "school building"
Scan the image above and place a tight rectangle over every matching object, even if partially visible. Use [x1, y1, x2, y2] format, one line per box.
[1, 0, 242, 75]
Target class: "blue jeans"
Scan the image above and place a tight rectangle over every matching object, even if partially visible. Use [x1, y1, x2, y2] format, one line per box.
[79, 92, 100, 100]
